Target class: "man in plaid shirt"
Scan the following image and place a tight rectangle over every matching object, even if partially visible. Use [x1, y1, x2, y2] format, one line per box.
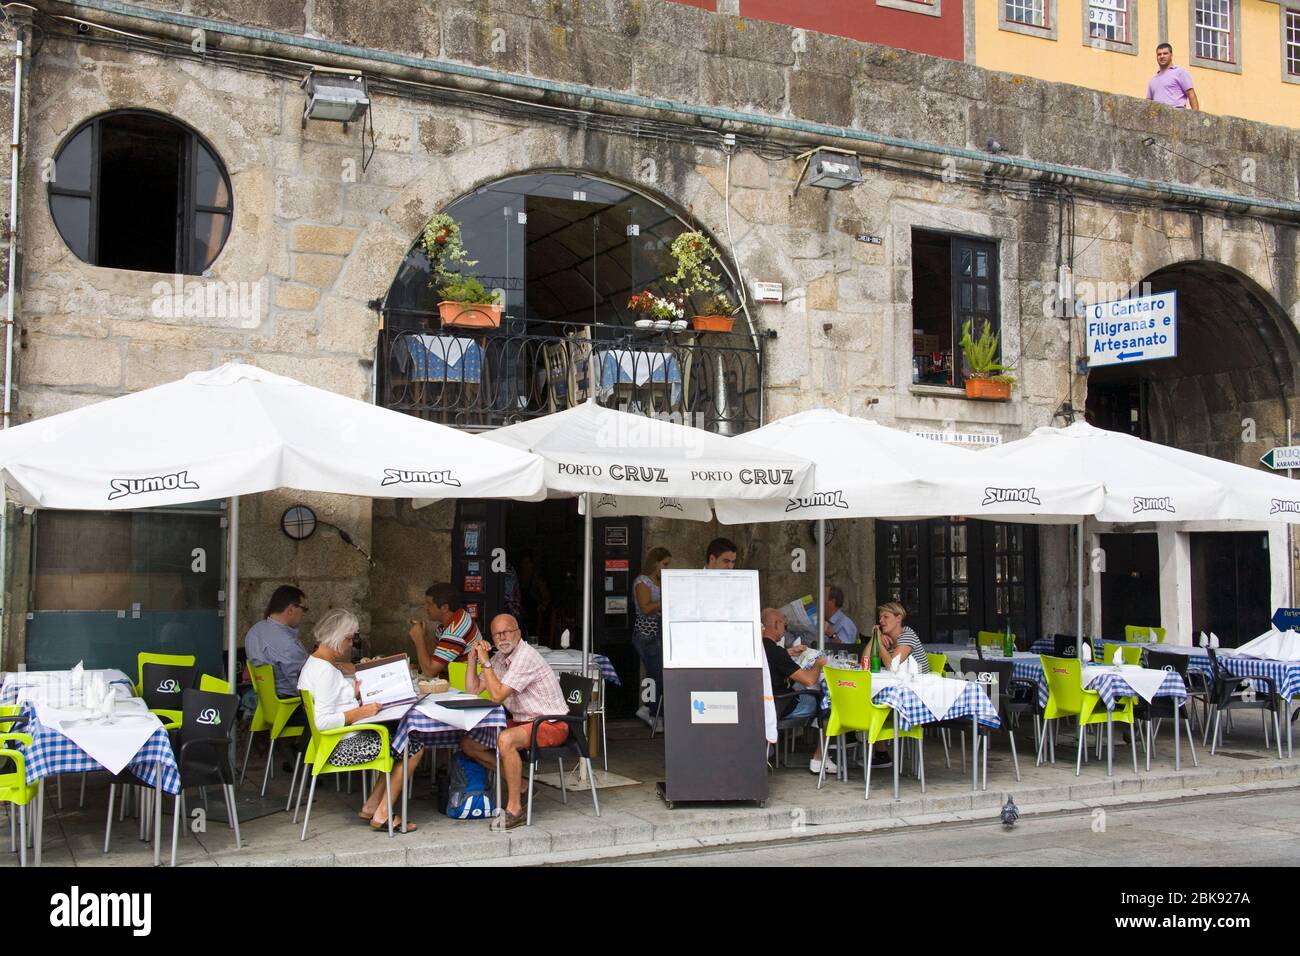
[464, 613, 568, 830]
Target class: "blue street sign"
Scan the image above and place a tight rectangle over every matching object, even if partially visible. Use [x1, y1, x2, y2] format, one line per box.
[1085, 291, 1178, 369]
[1272, 607, 1300, 631]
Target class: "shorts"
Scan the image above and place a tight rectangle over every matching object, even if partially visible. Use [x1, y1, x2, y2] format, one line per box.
[507, 718, 569, 749]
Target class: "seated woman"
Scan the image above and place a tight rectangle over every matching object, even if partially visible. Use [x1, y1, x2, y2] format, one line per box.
[874, 601, 930, 675]
[297, 608, 424, 831]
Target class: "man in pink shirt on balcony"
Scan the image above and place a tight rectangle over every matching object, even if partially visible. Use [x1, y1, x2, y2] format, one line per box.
[1147, 43, 1200, 110]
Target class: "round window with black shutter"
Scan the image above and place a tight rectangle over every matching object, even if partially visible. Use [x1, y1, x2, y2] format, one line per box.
[47, 110, 233, 275]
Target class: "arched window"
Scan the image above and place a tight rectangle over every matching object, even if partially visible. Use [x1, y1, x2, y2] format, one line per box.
[47, 111, 233, 275]
[384, 172, 743, 333]
[379, 172, 760, 433]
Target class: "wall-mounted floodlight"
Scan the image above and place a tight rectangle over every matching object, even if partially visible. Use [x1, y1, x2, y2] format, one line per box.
[806, 150, 863, 190]
[302, 70, 370, 127]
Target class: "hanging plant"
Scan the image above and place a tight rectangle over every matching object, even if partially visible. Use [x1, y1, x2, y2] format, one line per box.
[668, 231, 725, 300]
[421, 212, 478, 287]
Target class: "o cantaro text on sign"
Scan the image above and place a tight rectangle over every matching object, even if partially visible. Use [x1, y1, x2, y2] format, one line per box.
[1085, 292, 1177, 369]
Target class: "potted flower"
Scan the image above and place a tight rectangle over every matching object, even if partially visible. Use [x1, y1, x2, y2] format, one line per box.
[668, 230, 735, 333]
[421, 212, 503, 329]
[960, 319, 1015, 400]
[627, 290, 686, 330]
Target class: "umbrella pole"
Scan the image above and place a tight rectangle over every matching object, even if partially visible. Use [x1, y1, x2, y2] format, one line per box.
[1076, 519, 1084, 660]
[817, 519, 825, 653]
[226, 496, 240, 690]
[582, 493, 591, 675]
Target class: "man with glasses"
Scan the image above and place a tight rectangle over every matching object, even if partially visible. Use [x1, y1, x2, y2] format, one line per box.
[463, 613, 568, 830]
[245, 584, 320, 698]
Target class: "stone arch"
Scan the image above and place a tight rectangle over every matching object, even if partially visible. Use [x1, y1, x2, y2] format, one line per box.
[1085, 259, 1299, 464]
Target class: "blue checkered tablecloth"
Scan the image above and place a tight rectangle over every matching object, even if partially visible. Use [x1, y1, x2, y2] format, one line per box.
[594, 349, 682, 405]
[1222, 656, 1300, 701]
[1086, 669, 1187, 710]
[19, 704, 180, 793]
[545, 653, 620, 686]
[1030, 657, 1187, 711]
[400, 334, 482, 383]
[872, 681, 1002, 733]
[819, 671, 1001, 732]
[1029, 638, 1055, 655]
[392, 705, 507, 753]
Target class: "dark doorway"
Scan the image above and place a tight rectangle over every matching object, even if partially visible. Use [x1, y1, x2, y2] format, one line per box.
[455, 498, 642, 718]
[876, 517, 1040, 645]
[1098, 532, 1161, 641]
[1190, 531, 1271, 648]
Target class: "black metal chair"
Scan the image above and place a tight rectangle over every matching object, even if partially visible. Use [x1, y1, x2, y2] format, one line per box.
[1206, 647, 1281, 758]
[772, 689, 820, 768]
[141, 662, 197, 729]
[524, 673, 600, 826]
[1139, 650, 1199, 769]
[1052, 634, 1080, 659]
[171, 688, 241, 866]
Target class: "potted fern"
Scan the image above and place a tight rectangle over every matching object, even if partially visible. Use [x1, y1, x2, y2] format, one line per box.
[421, 212, 503, 329]
[960, 319, 1015, 400]
[668, 231, 736, 332]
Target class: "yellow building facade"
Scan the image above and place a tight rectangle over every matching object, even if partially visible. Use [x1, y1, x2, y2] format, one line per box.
[974, 0, 1300, 128]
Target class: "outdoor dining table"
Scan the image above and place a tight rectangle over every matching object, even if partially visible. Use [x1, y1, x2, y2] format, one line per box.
[1016, 654, 1189, 774]
[389, 694, 508, 832]
[15, 696, 180, 866]
[1095, 640, 1300, 758]
[1, 668, 135, 706]
[820, 662, 1001, 798]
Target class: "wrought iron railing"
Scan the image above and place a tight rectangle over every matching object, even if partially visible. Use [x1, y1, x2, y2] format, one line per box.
[377, 314, 762, 434]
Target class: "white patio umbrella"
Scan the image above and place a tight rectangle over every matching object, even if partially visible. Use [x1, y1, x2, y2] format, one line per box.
[986, 421, 1300, 657]
[0, 362, 546, 684]
[713, 409, 1106, 649]
[463, 401, 816, 671]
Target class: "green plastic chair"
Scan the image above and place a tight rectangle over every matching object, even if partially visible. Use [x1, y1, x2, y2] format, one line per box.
[135, 652, 196, 696]
[447, 661, 467, 691]
[819, 666, 924, 799]
[1040, 655, 1138, 775]
[198, 674, 230, 693]
[1124, 625, 1166, 644]
[926, 652, 948, 675]
[976, 631, 1003, 650]
[242, 663, 304, 796]
[0, 730, 38, 867]
[297, 688, 396, 840]
[1120, 646, 1144, 666]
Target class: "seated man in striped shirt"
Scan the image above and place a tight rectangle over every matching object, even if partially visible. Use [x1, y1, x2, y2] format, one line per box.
[409, 582, 482, 678]
[463, 613, 570, 831]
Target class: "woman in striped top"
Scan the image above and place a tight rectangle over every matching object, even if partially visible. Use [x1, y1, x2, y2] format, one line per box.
[875, 601, 930, 674]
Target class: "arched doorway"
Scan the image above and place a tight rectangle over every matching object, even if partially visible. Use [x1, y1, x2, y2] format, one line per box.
[1085, 261, 1299, 645]
[376, 171, 760, 435]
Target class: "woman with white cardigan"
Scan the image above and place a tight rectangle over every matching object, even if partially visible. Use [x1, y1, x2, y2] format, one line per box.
[297, 607, 425, 831]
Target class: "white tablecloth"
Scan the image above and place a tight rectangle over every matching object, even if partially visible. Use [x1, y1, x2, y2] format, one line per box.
[1084, 664, 1166, 704]
[33, 697, 161, 776]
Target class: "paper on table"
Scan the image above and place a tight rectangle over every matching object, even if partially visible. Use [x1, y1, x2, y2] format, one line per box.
[364, 702, 414, 724]
[1111, 646, 1124, 666]
[416, 693, 495, 730]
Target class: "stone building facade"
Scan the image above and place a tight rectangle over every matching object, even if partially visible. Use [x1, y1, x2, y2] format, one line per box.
[0, 0, 1297, 684]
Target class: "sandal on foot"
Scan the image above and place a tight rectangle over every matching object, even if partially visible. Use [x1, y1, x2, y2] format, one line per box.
[371, 816, 417, 832]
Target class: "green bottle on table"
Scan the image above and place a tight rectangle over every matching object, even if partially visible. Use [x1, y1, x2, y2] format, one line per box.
[1003, 621, 1013, 657]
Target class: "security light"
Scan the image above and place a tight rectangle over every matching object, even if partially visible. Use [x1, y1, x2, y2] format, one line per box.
[302, 71, 370, 127]
[806, 150, 863, 190]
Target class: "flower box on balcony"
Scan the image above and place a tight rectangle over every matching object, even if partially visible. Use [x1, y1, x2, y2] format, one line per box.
[438, 300, 502, 329]
[692, 314, 735, 333]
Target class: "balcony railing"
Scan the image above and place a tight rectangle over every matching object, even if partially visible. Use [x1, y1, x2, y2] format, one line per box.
[377, 315, 762, 434]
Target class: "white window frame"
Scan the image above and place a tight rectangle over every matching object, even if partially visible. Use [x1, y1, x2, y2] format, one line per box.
[1283, 6, 1300, 87]
[1082, 0, 1138, 55]
[1189, 0, 1241, 75]
[999, 0, 1058, 40]
[876, 0, 942, 17]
